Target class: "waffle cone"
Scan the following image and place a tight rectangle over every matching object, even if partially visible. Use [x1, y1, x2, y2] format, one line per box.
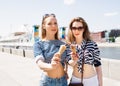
[70, 45, 76, 54]
[58, 45, 66, 55]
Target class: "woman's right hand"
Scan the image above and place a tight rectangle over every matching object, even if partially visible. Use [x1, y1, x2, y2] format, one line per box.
[70, 52, 79, 61]
[51, 53, 61, 69]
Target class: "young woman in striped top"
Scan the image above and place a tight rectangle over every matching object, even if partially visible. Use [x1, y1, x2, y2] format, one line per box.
[67, 17, 103, 86]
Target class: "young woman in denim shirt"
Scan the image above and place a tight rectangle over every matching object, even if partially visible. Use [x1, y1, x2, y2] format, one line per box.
[67, 17, 103, 86]
[33, 14, 68, 86]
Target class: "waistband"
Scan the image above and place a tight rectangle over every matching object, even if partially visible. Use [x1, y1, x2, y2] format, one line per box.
[41, 73, 66, 81]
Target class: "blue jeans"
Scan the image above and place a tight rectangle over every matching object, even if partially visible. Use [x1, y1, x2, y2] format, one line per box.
[39, 74, 67, 86]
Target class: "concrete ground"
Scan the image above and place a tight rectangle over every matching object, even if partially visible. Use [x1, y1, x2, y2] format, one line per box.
[0, 52, 120, 86]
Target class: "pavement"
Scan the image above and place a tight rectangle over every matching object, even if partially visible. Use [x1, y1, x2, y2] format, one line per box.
[0, 52, 120, 86]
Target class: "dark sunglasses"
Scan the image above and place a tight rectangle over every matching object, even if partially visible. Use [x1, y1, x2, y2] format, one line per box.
[43, 13, 56, 19]
[71, 26, 84, 30]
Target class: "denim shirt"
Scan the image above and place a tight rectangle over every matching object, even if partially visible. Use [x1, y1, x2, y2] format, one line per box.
[33, 40, 69, 67]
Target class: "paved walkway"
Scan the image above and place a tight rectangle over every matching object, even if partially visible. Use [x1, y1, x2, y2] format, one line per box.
[0, 52, 120, 86]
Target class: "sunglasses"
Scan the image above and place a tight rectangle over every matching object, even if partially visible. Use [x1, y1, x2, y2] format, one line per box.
[71, 26, 84, 30]
[43, 13, 56, 19]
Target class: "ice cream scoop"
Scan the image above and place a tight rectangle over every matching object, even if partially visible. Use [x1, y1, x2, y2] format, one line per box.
[70, 45, 76, 54]
[58, 45, 66, 55]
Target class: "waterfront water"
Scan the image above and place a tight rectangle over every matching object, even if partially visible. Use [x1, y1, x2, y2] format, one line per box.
[1, 43, 120, 60]
[99, 47, 120, 60]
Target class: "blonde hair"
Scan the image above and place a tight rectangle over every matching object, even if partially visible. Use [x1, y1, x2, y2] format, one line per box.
[40, 14, 59, 40]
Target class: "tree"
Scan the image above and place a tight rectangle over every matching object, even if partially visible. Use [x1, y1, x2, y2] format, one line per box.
[109, 29, 120, 37]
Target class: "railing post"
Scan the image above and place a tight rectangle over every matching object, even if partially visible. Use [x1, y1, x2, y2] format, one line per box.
[23, 49, 25, 57]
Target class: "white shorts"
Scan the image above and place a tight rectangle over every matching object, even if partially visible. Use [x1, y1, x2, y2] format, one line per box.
[70, 75, 99, 86]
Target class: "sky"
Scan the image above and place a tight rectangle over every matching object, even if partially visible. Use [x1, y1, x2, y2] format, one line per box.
[0, 0, 120, 37]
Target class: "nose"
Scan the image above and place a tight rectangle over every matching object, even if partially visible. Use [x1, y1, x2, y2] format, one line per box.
[52, 23, 57, 28]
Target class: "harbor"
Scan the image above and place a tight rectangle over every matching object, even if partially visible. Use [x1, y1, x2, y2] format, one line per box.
[0, 18, 120, 86]
[0, 0, 120, 86]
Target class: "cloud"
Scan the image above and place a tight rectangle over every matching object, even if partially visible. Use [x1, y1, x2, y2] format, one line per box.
[64, 0, 75, 5]
[116, 25, 120, 28]
[104, 12, 119, 17]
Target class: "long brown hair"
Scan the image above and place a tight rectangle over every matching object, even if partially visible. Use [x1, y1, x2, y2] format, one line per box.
[40, 14, 59, 40]
[67, 17, 91, 43]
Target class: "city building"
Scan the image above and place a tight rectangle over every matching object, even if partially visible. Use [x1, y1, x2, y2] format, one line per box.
[90, 31, 106, 42]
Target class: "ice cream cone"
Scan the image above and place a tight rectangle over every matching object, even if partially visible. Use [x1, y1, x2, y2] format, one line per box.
[70, 45, 76, 54]
[58, 45, 66, 55]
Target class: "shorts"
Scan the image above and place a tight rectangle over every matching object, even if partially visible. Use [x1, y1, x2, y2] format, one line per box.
[70, 75, 98, 86]
[39, 73, 67, 86]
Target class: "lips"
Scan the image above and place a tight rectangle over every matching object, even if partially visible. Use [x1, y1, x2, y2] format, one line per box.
[75, 34, 79, 35]
[51, 29, 57, 31]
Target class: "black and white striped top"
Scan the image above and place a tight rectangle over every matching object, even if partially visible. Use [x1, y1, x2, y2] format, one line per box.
[67, 40, 101, 72]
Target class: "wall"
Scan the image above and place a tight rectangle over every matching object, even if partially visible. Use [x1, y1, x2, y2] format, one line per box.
[101, 58, 120, 80]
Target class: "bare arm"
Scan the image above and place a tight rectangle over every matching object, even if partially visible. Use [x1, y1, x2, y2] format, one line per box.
[37, 60, 54, 71]
[95, 66, 103, 86]
[36, 53, 61, 72]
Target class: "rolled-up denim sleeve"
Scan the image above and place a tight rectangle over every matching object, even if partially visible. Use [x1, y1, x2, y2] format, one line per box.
[33, 42, 44, 63]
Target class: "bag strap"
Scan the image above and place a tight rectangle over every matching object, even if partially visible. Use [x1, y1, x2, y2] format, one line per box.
[81, 42, 87, 83]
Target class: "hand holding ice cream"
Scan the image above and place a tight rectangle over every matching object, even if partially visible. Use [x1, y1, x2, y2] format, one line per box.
[51, 45, 66, 67]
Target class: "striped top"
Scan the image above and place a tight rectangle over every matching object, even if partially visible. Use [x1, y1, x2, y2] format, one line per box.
[68, 40, 101, 72]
